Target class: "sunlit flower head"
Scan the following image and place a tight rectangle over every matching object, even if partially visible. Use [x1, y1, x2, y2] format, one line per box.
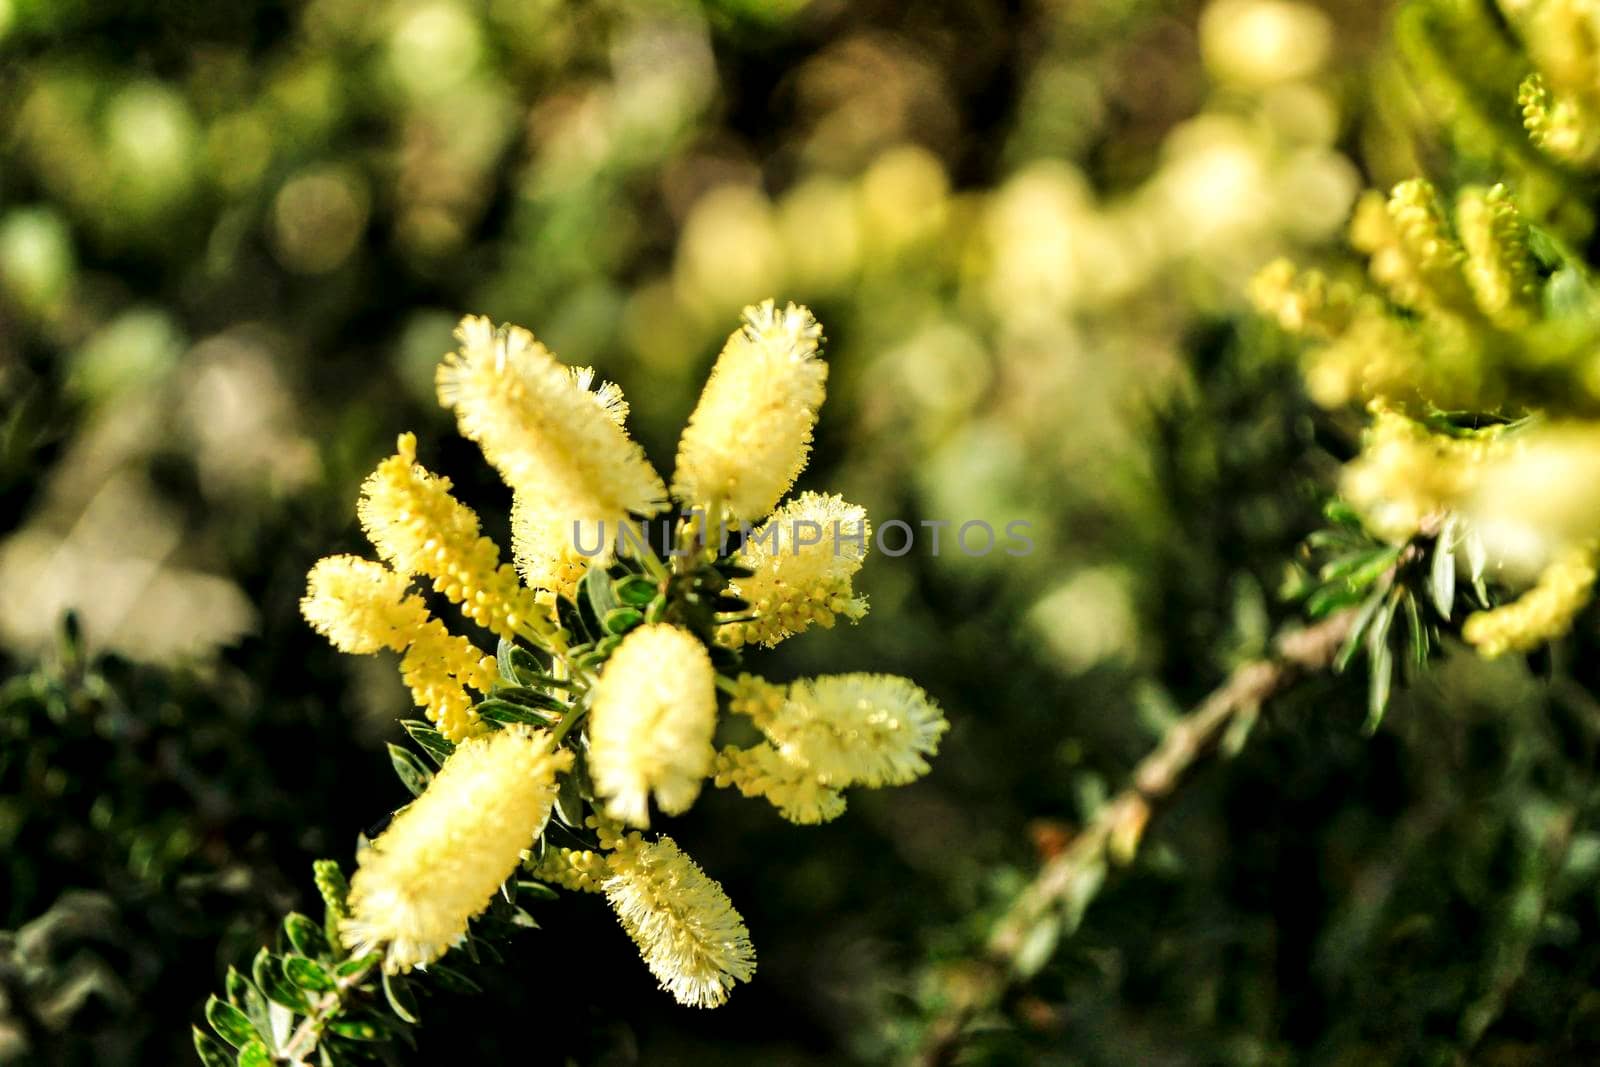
[712, 742, 847, 825]
[602, 833, 756, 1008]
[672, 300, 827, 522]
[588, 624, 717, 826]
[301, 554, 428, 654]
[721, 491, 870, 649]
[342, 725, 571, 973]
[436, 316, 666, 537]
[762, 673, 947, 789]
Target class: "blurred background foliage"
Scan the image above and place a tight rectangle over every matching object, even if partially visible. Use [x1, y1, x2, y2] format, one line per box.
[4, 0, 1600, 1063]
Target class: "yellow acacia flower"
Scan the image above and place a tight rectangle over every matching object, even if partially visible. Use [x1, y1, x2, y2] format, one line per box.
[359, 432, 550, 642]
[588, 624, 717, 826]
[720, 492, 870, 649]
[530, 846, 607, 894]
[1456, 184, 1538, 329]
[602, 833, 756, 1008]
[399, 618, 498, 742]
[301, 555, 429, 654]
[760, 674, 948, 789]
[1340, 406, 1508, 545]
[436, 316, 666, 547]
[301, 553, 495, 741]
[342, 725, 571, 973]
[510, 492, 590, 605]
[712, 743, 846, 825]
[672, 300, 827, 522]
[1463, 543, 1599, 657]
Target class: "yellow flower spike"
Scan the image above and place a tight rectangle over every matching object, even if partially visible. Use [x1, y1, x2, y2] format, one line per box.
[436, 316, 666, 548]
[301, 555, 429, 654]
[1351, 182, 1474, 317]
[602, 833, 756, 1008]
[1463, 543, 1599, 657]
[587, 624, 717, 827]
[719, 492, 870, 649]
[1457, 184, 1539, 329]
[529, 846, 607, 894]
[726, 673, 787, 730]
[398, 617, 498, 742]
[672, 300, 827, 523]
[1340, 407, 1509, 545]
[358, 432, 550, 642]
[510, 492, 591, 605]
[342, 725, 572, 974]
[762, 673, 948, 789]
[711, 743, 846, 825]
[1248, 259, 1359, 339]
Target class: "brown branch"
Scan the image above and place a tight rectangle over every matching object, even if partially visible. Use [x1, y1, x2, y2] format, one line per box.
[917, 609, 1358, 1066]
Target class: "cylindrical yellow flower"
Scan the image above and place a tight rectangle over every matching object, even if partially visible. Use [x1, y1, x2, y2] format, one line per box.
[602, 833, 756, 1008]
[511, 491, 591, 605]
[720, 491, 870, 649]
[301, 555, 429, 654]
[436, 316, 666, 543]
[712, 743, 846, 825]
[1463, 543, 1599, 657]
[588, 624, 717, 827]
[359, 432, 551, 642]
[762, 674, 947, 789]
[671, 300, 827, 522]
[342, 725, 572, 973]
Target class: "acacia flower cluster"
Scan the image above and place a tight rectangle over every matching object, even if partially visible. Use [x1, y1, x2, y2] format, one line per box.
[1256, 175, 1600, 659]
[296, 299, 948, 1013]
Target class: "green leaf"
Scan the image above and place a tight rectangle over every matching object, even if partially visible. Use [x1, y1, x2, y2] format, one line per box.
[602, 607, 644, 635]
[516, 879, 560, 901]
[194, 1027, 233, 1067]
[254, 949, 311, 1013]
[382, 969, 420, 1025]
[400, 719, 454, 766]
[1307, 583, 1365, 619]
[476, 699, 558, 727]
[1403, 590, 1429, 667]
[1366, 642, 1394, 734]
[428, 964, 482, 994]
[1319, 545, 1400, 586]
[225, 967, 270, 1048]
[488, 685, 568, 711]
[1334, 588, 1386, 674]
[552, 767, 585, 829]
[283, 912, 331, 960]
[613, 574, 659, 606]
[496, 636, 548, 686]
[387, 743, 433, 796]
[328, 1017, 390, 1041]
[206, 995, 258, 1050]
[1322, 499, 1362, 528]
[556, 596, 592, 644]
[284, 955, 336, 993]
[336, 953, 381, 979]
[582, 565, 620, 617]
[236, 1039, 272, 1067]
[1430, 515, 1458, 620]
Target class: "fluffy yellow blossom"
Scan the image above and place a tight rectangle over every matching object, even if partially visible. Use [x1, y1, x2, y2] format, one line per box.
[672, 300, 827, 522]
[1463, 543, 1599, 657]
[436, 316, 666, 549]
[588, 624, 717, 827]
[510, 492, 590, 605]
[301, 555, 428, 654]
[342, 725, 571, 973]
[761, 674, 947, 788]
[712, 743, 846, 825]
[1248, 259, 1359, 339]
[602, 833, 756, 1008]
[726, 673, 787, 729]
[300, 553, 496, 741]
[1340, 407, 1508, 544]
[359, 433, 549, 642]
[720, 492, 870, 649]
